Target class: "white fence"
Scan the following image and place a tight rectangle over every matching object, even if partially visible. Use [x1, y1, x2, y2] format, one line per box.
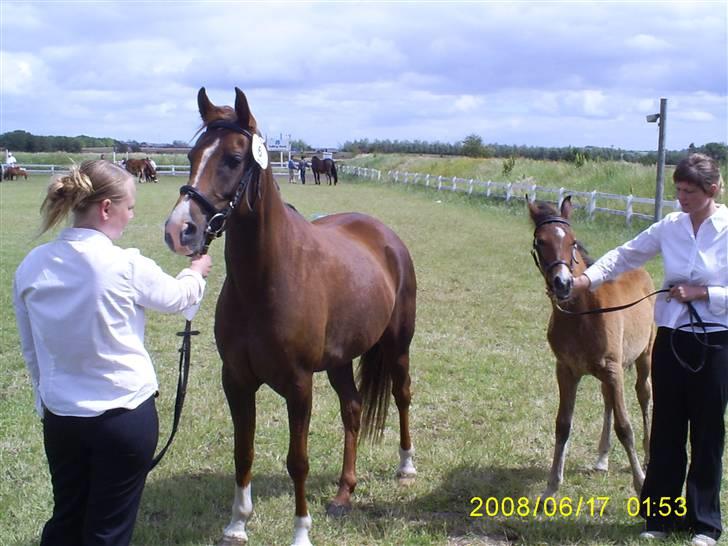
[339, 165, 681, 226]
[12, 163, 290, 177]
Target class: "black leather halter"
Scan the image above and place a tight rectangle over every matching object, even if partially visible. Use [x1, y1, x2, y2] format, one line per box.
[531, 216, 579, 274]
[179, 120, 261, 243]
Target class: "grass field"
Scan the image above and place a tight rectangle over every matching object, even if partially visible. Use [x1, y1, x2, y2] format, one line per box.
[1, 172, 725, 546]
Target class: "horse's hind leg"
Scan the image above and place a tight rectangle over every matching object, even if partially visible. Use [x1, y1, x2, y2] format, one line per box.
[634, 349, 652, 466]
[325, 363, 362, 516]
[221, 372, 259, 545]
[543, 362, 580, 498]
[598, 361, 644, 494]
[594, 382, 613, 472]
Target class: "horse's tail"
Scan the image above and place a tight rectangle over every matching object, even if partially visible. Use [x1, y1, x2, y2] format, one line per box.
[357, 342, 391, 443]
[331, 161, 338, 185]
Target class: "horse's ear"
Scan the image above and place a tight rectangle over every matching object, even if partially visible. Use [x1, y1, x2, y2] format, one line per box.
[198, 87, 215, 122]
[560, 195, 573, 219]
[526, 196, 539, 222]
[234, 87, 257, 131]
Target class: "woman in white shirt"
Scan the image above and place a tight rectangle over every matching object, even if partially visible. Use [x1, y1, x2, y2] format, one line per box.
[13, 160, 212, 546]
[571, 153, 727, 546]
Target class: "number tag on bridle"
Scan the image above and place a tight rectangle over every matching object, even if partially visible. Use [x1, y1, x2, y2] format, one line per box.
[252, 134, 268, 169]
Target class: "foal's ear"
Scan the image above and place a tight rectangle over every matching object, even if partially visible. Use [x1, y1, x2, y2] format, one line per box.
[560, 195, 573, 219]
[198, 87, 215, 121]
[234, 87, 257, 131]
[526, 196, 539, 221]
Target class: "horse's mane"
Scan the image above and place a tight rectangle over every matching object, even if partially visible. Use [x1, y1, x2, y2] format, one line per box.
[531, 200, 594, 266]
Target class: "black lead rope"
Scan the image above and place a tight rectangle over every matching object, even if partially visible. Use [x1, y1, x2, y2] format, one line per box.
[149, 319, 199, 470]
[554, 288, 726, 374]
[149, 233, 214, 471]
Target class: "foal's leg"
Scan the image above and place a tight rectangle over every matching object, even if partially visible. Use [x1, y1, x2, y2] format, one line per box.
[594, 382, 613, 472]
[325, 363, 362, 516]
[634, 350, 652, 466]
[598, 361, 645, 494]
[221, 376, 259, 545]
[286, 374, 314, 546]
[543, 363, 580, 498]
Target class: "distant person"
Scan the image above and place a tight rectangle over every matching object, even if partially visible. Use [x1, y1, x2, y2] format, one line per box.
[13, 160, 213, 546]
[7, 151, 17, 168]
[299, 156, 307, 185]
[288, 157, 297, 183]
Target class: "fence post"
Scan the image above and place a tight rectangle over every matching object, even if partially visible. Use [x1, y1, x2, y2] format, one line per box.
[588, 190, 596, 220]
[452, 176, 457, 192]
[468, 178, 474, 195]
[506, 183, 513, 201]
[530, 183, 537, 202]
[437, 176, 443, 191]
[425, 174, 430, 187]
[487, 180, 492, 197]
[626, 194, 634, 226]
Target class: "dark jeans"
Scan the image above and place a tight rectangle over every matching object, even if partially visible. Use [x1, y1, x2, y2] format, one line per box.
[41, 395, 159, 546]
[641, 327, 728, 540]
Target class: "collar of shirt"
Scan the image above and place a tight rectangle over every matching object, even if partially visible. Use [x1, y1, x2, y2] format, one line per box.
[59, 227, 112, 244]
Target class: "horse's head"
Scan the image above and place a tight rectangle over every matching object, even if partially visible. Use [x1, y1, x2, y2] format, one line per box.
[164, 87, 266, 256]
[527, 196, 580, 301]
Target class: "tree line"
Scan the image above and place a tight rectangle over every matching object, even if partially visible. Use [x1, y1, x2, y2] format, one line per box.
[341, 134, 728, 165]
[0, 130, 189, 154]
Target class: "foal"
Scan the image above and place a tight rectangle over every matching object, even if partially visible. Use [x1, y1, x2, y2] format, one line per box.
[528, 197, 654, 497]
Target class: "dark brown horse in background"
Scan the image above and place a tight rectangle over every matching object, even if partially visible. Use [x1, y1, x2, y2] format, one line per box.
[125, 158, 157, 183]
[3, 166, 28, 180]
[310, 155, 338, 185]
[164, 87, 417, 546]
[528, 197, 654, 498]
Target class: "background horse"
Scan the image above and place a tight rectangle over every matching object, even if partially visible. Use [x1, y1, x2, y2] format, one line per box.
[310, 155, 338, 185]
[3, 166, 28, 180]
[528, 197, 654, 498]
[125, 158, 157, 183]
[164, 87, 417, 546]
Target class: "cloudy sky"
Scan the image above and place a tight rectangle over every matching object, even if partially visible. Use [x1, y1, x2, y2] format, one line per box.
[1, 1, 726, 151]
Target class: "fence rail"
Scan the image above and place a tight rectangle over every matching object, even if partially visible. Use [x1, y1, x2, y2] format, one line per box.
[6, 163, 290, 177]
[339, 165, 680, 226]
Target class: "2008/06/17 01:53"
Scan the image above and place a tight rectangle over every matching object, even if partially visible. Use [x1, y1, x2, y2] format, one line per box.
[468, 496, 687, 519]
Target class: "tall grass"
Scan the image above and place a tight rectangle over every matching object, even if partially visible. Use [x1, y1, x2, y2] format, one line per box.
[0, 172, 724, 546]
[344, 153, 727, 203]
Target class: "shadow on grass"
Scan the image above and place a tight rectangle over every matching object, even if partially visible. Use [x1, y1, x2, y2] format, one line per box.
[8, 464, 642, 545]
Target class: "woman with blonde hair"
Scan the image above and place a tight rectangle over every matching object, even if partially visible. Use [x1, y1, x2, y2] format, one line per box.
[571, 153, 727, 546]
[13, 160, 212, 546]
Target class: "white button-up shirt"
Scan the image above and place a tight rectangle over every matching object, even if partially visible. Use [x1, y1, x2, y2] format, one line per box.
[13, 228, 206, 417]
[584, 205, 728, 330]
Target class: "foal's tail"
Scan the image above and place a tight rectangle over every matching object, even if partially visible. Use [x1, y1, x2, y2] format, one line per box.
[357, 343, 391, 443]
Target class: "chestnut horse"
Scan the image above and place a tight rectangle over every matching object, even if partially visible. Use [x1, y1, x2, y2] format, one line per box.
[310, 155, 338, 185]
[3, 166, 27, 180]
[164, 87, 417, 546]
[125, 158, 157, 183]
[528, 197, 654, 498]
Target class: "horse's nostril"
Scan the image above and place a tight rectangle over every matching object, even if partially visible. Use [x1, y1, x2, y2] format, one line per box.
[553, 277, 565, 290]
[180, 222, 198, 246]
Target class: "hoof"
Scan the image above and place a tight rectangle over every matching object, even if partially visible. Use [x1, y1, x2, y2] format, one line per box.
[218, 536, 247, 546]
[397, 475, 416, 487]
[326, 501, 352, 517]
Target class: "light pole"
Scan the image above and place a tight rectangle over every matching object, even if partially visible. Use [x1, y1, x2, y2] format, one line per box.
[646, 98, 668, 222]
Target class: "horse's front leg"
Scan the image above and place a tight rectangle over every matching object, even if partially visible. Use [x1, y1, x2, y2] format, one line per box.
[326, 364, 361, 516]
[286, 374, 314, 546]
[594, 381, 614, 472]
[543, 362, 580, 498]
[221, 372, 259, 545]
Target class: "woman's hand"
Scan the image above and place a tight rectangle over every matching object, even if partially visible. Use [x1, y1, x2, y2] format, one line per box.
[570, 274, 591, 298]
[189, 254, 212, 278]
[668, 284, 709, 303]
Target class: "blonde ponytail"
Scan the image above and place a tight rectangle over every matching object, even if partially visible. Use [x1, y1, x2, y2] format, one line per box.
[39, 160, 133, 234]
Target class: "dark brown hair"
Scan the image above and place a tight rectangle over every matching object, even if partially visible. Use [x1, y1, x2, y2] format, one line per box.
[672, 153, 722, 197]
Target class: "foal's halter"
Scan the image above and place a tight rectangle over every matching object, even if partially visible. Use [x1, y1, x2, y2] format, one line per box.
[179, 120, 262, 247]
[531, 217, 580, 275]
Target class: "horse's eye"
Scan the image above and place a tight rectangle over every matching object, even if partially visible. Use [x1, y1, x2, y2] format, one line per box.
[225, 155, 243, 168]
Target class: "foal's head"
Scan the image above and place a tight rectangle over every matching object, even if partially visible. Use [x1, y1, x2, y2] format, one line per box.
[164, 87, 264, 256]
[528, 196, 582, 301]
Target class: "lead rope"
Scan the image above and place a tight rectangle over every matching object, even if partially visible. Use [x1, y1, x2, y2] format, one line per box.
[149, 234, 213, 471]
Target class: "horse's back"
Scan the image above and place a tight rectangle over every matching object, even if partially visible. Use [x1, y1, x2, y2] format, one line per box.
[312, 212, 411, 261]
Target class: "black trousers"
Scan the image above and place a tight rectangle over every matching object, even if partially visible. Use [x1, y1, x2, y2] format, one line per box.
[41, 395, 159, 546]
[641, 327, 728, 539]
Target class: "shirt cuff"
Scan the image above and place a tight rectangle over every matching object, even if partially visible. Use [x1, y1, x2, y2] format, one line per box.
[583, 266, 606, 291]
[707, 286, 728, 316]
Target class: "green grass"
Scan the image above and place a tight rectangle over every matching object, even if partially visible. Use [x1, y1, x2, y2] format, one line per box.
[343, 153, 727, 203]
[1, 172, 725, 546]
